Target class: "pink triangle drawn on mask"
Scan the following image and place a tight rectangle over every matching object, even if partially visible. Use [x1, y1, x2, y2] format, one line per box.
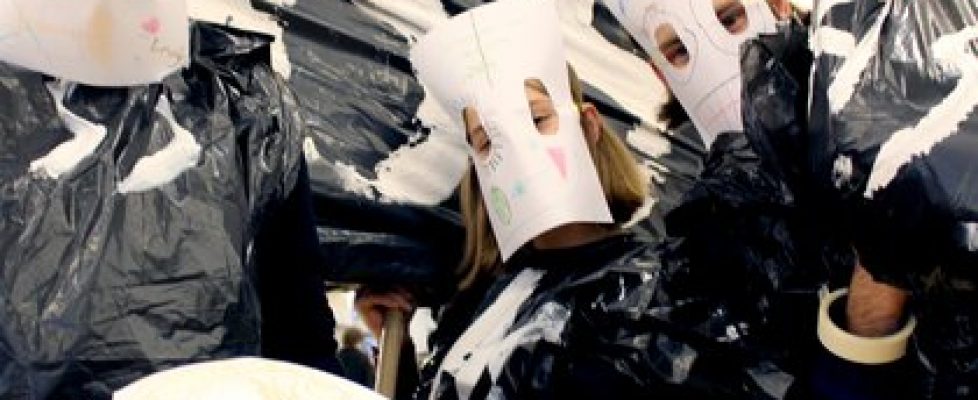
[547, 147, 567, 179]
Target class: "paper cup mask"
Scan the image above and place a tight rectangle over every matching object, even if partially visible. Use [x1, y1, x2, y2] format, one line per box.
[0, 0, 189, 86]
[606, 0, 777, 147]
[410, 0, 613, 260]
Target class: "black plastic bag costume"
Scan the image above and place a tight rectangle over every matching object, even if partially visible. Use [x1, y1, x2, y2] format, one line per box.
[407, 233, 798, 400]
[0, 23, 340, 399]
[808, 0, 978, 396]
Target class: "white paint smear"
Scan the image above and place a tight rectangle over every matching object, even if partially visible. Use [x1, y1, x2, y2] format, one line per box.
[307, 97, 469, 205]
[864, 26, 978, 198]
[331, 0, 471, 206]
[430, 268, 551, 400]
[627, 120, 672, 160]
[964, 222, 978, 252]
[332, 161, 379, 200]
[353, 0, 449, 39]
[29, 81, 107, 180]
[826, 0, 892, 114]
[811, 26, 856, 58]
[117, 96, 202, 194]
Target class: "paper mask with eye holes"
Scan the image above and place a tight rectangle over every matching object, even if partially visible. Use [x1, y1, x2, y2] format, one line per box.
[606, 0, 777, 148]
[410, 0, 613, 261]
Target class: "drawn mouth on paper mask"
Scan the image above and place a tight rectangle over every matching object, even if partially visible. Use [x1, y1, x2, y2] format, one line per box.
[546, 147, 567, 179]
[141, 17, 162, 35]
[490, 186, 512, 226]
[691, 76, 742, 132]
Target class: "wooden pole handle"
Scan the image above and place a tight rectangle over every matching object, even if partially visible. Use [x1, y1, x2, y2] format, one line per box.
[375, 309, 406, 398]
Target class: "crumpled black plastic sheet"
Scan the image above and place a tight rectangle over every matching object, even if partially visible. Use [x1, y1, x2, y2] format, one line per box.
[809, 0, 978, 396]
[255, 0, 465, 298]
[409, 232, 800, 399]
[0, 24, 333, 399]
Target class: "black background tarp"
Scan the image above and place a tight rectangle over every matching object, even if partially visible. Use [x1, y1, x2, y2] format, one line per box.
[0, 24, 338, 398]
[809, 0, 978, 396]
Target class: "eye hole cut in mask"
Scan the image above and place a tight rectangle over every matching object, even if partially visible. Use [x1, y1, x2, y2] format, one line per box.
[463, 106, 492, 162]
[524, 78, 560, 135]
[525, 77, 570, 180]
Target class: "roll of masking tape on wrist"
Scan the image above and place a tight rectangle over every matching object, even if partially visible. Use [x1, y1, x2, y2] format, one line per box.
[817, 288, 916, 365]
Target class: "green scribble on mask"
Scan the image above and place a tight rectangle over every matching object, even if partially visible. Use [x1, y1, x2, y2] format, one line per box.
[490, 186, 511, 225]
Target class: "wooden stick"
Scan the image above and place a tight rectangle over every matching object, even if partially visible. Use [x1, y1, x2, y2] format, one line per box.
[375, 309, 405, 398]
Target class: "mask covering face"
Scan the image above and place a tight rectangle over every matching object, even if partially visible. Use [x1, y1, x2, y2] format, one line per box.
[0, 0, 189, 86]
[606, 0, 778, 148]
[411, 0, 613, 261]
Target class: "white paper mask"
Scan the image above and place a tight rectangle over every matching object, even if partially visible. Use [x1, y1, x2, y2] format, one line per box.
[606, 0, 777, 148]
[0, 0, 189, 86]
[411, 0, 613, 260]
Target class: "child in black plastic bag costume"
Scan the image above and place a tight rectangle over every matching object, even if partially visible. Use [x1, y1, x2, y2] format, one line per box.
[0, 4, 342, 398]
[612, 0, 978, 398]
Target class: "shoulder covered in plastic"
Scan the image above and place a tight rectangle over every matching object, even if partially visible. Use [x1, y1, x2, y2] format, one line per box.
[808, 0, 978, 279]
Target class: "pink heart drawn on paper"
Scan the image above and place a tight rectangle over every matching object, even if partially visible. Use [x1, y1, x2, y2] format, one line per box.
[141, 17, 161, 35]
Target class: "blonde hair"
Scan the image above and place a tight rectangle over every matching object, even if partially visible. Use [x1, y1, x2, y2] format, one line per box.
[456, 66, 648, 290]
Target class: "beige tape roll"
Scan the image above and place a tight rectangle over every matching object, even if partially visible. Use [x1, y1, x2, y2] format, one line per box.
[817, 288, 916, 365]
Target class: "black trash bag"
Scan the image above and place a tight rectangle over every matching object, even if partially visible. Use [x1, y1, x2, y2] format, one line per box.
[0, 23, 339, 399]
[660, 19, 859, 397]
[808, 0, 978, 396]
